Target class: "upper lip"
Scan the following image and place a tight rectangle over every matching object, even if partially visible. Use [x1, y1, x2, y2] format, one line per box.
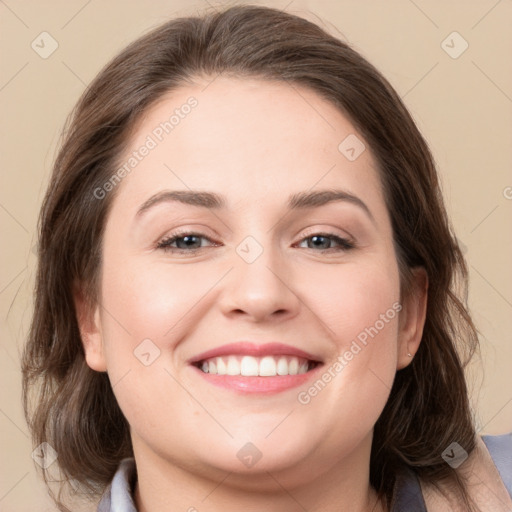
[188, 342, 322, 365]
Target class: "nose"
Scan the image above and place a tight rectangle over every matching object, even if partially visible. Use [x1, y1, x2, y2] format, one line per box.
[219, 238, 301, 323]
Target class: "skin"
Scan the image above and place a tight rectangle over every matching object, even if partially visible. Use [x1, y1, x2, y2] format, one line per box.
[75, 76, 428, 512]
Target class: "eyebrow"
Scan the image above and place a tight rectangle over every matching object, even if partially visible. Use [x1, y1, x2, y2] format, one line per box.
[136, 189, 375, 224]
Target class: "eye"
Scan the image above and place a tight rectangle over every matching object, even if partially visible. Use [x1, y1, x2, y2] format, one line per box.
[296, 233, 355, 252]
[156, 231, 355, 254]
[156, 232, 218, 253]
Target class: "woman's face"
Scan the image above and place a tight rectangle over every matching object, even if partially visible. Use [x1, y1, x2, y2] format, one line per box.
[78, 77, 425, 485]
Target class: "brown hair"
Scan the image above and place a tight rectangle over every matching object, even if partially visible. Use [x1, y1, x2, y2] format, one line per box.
[22, 4, 480, 511]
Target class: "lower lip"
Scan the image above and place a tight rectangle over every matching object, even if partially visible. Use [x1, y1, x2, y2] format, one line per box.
[191, 365, 322, 394]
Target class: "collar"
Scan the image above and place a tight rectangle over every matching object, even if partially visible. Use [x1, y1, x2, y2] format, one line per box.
[97, 458, 137, 512]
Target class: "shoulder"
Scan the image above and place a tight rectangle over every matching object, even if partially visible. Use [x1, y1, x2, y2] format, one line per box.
[392, 432, 512, 512]
[417, 431, 512, 512]
[481, 432, 512, 465]
[480, 431, 512, 497]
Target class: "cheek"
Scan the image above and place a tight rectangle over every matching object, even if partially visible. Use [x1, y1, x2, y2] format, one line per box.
[301, 256, 401, 404]
[295, 280, 400, 444]
[96, 258, 208, 435]
[98, 255, 226, 368]
[305, 256, 401, 345]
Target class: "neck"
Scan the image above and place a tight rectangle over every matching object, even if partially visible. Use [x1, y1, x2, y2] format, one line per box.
[132, 431, 386, 512]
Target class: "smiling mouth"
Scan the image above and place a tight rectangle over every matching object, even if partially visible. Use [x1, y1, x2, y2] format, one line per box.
[194, 355, 320, 377]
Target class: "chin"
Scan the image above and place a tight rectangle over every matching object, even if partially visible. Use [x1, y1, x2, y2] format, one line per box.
[190, 430, 320, 479]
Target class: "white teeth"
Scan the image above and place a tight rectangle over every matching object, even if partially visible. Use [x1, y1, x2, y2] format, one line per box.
[226, 356, 240, 375]
[277, 357, 288, 375]
[217, 357, 227, 375]
[240, 356, 259, 376]
[298, 361, 308, 374]
[198, 355, 312, 376]
[288, 358, 299, 375]
[259, 356, 276, 376]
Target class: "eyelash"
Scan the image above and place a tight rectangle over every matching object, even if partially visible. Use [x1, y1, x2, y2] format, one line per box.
[156, 230, 356, 254]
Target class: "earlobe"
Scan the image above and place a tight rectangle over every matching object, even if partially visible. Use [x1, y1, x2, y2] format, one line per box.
[396, 267, 428, 370]
[72, 280, 107, 372]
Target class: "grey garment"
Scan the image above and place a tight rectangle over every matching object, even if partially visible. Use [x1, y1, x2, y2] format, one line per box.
[482, 432, 512, 500]
[389, 466, 428, 512]
[97, 433, 512, 512]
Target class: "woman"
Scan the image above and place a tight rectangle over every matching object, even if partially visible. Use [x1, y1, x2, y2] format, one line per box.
[22, 5, 511, 512]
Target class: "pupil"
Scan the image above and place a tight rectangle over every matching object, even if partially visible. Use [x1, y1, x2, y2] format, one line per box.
[310, 235, 329, 249]
[178, 235, 199, 249]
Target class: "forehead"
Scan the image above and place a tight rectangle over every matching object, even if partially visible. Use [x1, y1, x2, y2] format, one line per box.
[110, 76, 386, 220]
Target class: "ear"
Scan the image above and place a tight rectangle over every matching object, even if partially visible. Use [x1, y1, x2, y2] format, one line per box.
[72, 279, 107, 372]
[396, 267, 428, 370]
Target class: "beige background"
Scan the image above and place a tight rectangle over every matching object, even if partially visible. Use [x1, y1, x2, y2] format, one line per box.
[1, 0, 511, 510]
